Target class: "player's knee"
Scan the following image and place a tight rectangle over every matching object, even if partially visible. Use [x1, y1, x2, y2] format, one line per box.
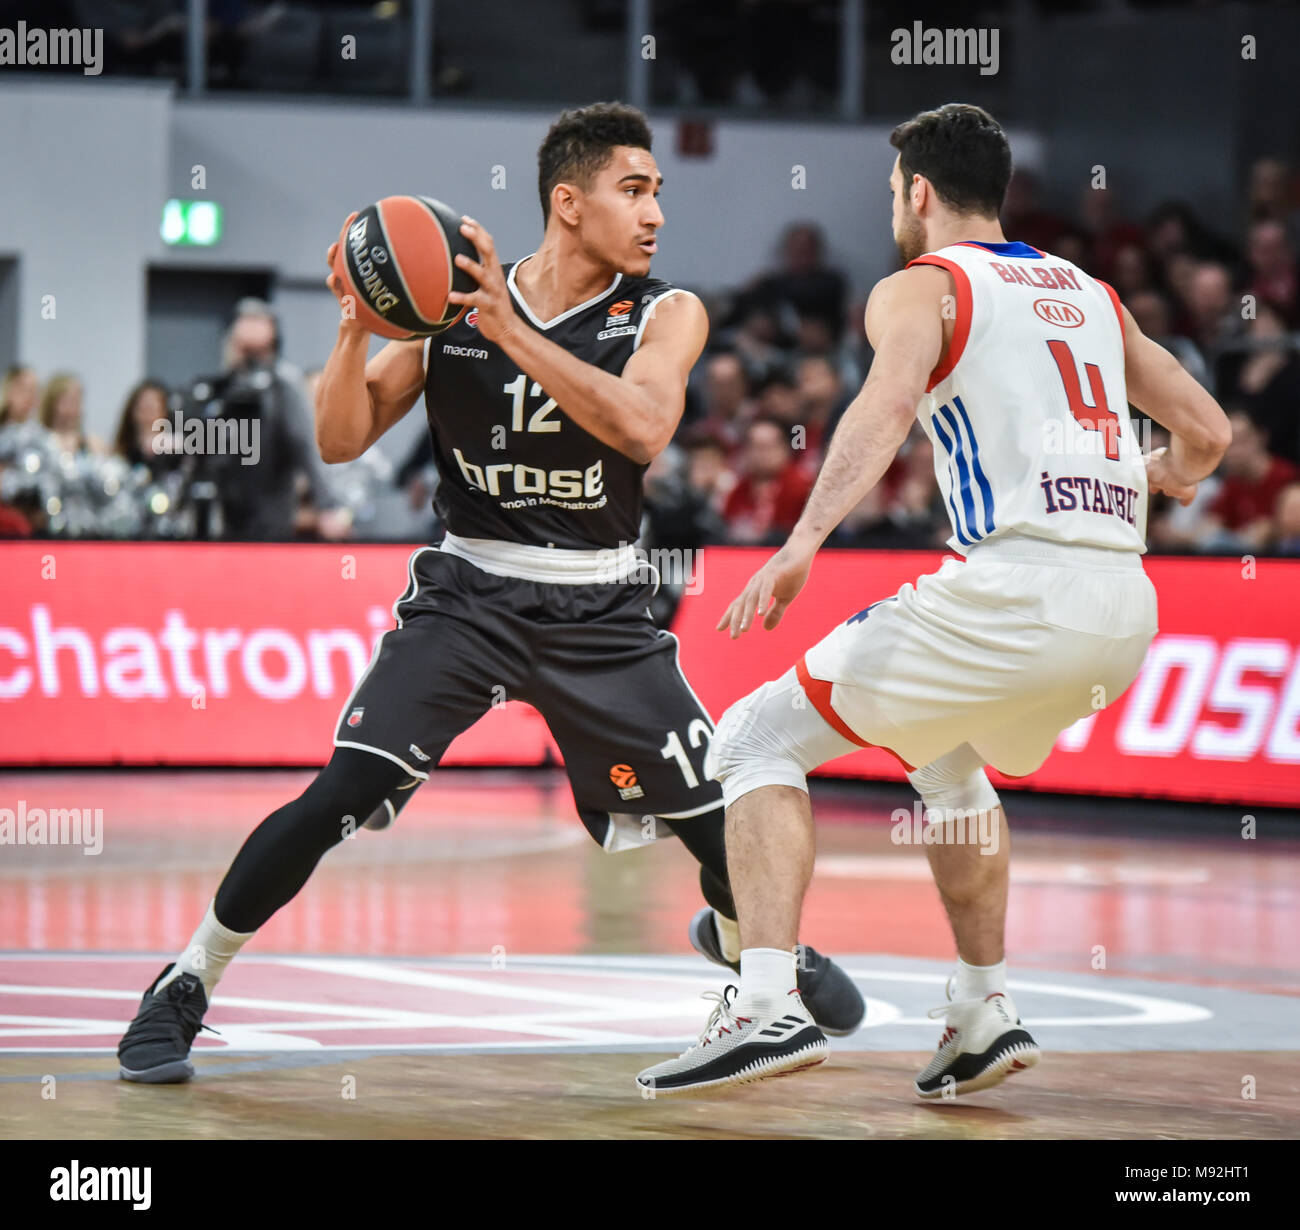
[704, 685, 809, 803]
[907, 747, 1001, 818]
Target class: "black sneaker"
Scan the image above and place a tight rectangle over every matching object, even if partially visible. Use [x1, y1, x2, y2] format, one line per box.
[687, 907, 866, 1037]
[117, 964, 215, 1083]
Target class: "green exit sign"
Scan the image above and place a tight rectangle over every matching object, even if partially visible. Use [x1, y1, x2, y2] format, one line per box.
[161, 199, 223, 246]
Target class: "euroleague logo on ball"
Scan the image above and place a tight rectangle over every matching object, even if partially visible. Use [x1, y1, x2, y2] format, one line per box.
[466, 308, 479, 329]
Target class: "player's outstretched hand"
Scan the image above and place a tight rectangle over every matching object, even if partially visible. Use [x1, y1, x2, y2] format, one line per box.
[1144, 446, 1198, 507]
[717, 542, 815, 638]
[448, 217, 514, 345]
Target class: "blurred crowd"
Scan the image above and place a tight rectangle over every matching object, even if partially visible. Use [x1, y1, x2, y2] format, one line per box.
[3, 158, 1299, 556]
[643, 156, 1300, 559]
[0, 300, 366, 542]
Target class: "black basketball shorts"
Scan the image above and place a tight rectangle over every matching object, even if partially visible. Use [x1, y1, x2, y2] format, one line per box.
[333, 546, 723, 845]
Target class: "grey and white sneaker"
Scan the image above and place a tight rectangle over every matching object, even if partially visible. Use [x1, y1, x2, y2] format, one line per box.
[914, 985, 1040, 1099]
[636, 984, 827, 1097]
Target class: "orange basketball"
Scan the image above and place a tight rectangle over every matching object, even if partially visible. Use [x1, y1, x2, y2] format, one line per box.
[332, 195, 479, 339]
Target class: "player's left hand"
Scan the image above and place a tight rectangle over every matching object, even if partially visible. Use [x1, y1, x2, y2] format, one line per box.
[716, 542, 816, 638]
[1144, 446, 1198, 507]
[448, 218, 515, 345]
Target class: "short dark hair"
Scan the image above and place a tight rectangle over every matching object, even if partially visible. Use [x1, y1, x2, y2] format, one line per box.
[890, 103, 1012, 219]
[537, 102, 653, 224]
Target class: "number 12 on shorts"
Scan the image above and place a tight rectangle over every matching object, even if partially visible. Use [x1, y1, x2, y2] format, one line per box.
[661, 720, 712, 787]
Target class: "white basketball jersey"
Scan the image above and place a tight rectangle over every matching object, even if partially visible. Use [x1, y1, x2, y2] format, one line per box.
[907, 240, 1147, 554]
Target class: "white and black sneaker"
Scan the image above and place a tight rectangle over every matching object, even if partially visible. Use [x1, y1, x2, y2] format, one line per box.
[636, 984, 828, 1097]
[687, 907, 866, 1037]
[914, 986, 1040, 1099]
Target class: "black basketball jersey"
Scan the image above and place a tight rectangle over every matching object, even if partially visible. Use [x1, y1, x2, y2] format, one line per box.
[423, 257, 682, 549]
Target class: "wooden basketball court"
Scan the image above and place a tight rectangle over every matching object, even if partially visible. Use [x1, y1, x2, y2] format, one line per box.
[2, 768, 1297, 1139]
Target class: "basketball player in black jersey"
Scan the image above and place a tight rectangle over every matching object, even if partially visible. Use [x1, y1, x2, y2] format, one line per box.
[117, 103, 862, 1085]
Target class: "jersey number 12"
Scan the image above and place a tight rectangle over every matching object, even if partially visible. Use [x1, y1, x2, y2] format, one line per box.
[502, 374, 560, 433]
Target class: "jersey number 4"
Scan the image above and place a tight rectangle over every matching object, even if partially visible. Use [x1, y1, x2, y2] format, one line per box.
[1046, 339, 1121, 460]
[503, 374, 560, 433]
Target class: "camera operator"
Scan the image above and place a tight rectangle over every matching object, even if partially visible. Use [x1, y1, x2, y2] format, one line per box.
[185, 299, 349, 540]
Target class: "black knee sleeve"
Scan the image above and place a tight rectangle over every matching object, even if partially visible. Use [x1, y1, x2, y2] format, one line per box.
[214, 747, 410, 933]
[661, 808, 736, 920]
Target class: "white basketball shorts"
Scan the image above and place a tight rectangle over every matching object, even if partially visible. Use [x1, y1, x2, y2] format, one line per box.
[714, 534, 1158, 790]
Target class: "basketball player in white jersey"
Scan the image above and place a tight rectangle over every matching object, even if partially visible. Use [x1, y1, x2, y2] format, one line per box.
[636, 104, 1231, 1098]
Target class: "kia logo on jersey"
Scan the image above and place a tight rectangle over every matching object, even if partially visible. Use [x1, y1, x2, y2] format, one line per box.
[1033, 298, 1086, 327]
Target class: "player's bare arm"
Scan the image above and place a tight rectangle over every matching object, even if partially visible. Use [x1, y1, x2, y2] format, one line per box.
[315, 225, 429, 463]
[1119, 302, 1233, 506]
[449, 217, 708, 464]
[717, 264, 947, 638]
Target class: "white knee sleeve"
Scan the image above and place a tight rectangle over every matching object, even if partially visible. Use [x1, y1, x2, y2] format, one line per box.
[906, 742, 1002, 817]
[706, 669, 859, 809]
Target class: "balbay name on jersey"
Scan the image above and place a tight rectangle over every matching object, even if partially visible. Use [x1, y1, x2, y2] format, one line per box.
[906, 239, 1147, 555]
[423, 257, 685, 549]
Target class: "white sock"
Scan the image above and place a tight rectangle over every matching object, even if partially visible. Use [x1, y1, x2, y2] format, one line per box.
[155, 901, 254, 1000]
[953, 956, 1007, 1001]
[737, 947, 798, 1015]
[714, 911, 742, 964]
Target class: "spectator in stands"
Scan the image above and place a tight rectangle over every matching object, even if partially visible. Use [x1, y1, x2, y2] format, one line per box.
[0, 364, 40, 425]
[1078, 186, 1144, 281]
[1275, 483, 1300, 555]
[681, 424, 735, 514]
[1162, 250, 1200, 336]
[793, 354, 847, 460]
[1200, 410, 1298, 552]
[1111, 242, 1159, 301]
[1245, 219, 1298, 325]
[1183, 262, 1243, 359]
[1127, 290, 1209, 386]
[1146, 200, 1237, 266]
[694, 350, 754, 451]
[642, 441, 726, 551]
[743, 222, 846, 344]
[1247, 157, 1300, 239]
[1052, 227, 1093, 273]
[39, 372, 102, 455]
[1232, 303, 1300, 465]
[113, 379, 177, 472]
[721, 414, 813, 545]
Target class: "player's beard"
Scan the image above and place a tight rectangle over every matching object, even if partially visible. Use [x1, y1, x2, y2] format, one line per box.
[894, 206, 927, 265]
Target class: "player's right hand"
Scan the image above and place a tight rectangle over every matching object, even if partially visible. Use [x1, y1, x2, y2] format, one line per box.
[1144, 446, 1198, 507]
[717, 542, 815, 638]
[325, 213, 365, 329]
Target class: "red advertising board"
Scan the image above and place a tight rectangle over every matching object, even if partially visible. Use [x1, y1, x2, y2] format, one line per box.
[1, 542, 1296, 807]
